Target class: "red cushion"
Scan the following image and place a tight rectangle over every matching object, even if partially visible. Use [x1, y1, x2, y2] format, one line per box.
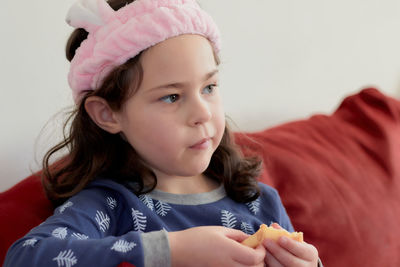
[235, 88, 400, 266]
[1, 88, 399, 267]
[0, 174, 53, 264]
[117, 263, 136, 267]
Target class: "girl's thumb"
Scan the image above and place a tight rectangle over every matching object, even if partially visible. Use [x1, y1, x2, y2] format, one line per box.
[225, 228, 250, 242]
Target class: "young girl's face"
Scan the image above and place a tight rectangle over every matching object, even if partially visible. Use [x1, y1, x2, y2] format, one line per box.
[115, 34, 225, 182]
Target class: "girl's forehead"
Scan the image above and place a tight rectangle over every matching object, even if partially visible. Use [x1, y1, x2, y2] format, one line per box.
[139, 34, 218, 87]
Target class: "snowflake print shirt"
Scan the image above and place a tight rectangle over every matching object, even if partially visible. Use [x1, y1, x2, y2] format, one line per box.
[4, 179, 294, 267]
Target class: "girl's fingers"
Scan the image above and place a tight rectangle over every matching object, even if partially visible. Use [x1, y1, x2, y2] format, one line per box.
[265, 249, 283, 267]
[232, 243, 266, 266]
[264, 238, 304, 266]
[225, 228, 251, 242]
[225, 229, 266, 265]
[248, 245, 268, 267]
[277, 237, 318, 261]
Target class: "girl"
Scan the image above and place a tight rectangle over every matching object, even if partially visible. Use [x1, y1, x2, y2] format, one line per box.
[5, 0, 320, 266]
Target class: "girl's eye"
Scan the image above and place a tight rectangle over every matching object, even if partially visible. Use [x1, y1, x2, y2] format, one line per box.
[160, 94, 179, 103]
[203, 84, 217, 94]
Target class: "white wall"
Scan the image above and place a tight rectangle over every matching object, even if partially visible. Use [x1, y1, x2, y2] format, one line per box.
[1, 0, 400, 191]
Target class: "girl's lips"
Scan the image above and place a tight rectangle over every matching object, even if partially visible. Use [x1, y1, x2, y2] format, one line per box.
[190, 138, 211, 149]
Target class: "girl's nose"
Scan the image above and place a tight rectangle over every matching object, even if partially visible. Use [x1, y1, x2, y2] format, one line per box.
[188, 96, 212, 126]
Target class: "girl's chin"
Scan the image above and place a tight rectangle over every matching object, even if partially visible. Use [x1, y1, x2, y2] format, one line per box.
[179, 162, 212, 177]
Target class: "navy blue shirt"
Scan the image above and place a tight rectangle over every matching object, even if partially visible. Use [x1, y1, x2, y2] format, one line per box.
[5, 179, 294, 267]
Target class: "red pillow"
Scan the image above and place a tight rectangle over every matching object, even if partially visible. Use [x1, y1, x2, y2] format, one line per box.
[235, 88, 400, 266]
[0, 174, 52, 264]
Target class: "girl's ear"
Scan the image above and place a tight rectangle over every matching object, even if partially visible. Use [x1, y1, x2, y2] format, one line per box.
[84, 96, 122, 134]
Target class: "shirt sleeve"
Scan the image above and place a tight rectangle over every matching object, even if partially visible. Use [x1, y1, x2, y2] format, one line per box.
[142, 230, 171, 267]
[4, 186, 148, 267]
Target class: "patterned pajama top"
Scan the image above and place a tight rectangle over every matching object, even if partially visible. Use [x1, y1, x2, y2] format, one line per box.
[4, 179, 294, 267]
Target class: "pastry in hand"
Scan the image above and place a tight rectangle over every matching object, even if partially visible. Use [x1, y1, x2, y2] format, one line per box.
[242, 224, 303, 248]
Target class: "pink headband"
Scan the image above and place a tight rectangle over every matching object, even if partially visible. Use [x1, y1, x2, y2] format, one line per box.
[66, 0, 221, 103]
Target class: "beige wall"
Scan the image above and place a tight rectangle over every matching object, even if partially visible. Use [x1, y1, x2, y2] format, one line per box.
[1, 0, 400, 191]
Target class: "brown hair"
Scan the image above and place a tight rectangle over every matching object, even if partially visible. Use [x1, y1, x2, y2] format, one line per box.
[42, 0, 261, 206]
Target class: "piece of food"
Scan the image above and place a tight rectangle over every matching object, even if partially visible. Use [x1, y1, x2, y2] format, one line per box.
[241, 224, 303, 248]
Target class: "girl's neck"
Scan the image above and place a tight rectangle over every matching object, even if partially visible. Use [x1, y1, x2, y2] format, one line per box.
[154, 173, 220, 195]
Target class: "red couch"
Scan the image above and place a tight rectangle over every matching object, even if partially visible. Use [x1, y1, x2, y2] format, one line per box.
[1, 88, 399, 266]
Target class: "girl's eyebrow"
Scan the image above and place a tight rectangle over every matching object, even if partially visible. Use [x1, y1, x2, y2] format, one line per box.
[148, 69, 219, 91]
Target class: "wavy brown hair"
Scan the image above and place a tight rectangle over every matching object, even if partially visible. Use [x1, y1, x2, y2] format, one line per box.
[42, 0, 262, 206]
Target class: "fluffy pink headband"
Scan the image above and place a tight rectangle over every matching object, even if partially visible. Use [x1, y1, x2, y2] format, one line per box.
[66, 0, 221, 103]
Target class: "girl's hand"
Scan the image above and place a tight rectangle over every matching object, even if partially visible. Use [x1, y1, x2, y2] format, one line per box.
[169, 226, 266, 267]
[263, 224, 319, 267]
